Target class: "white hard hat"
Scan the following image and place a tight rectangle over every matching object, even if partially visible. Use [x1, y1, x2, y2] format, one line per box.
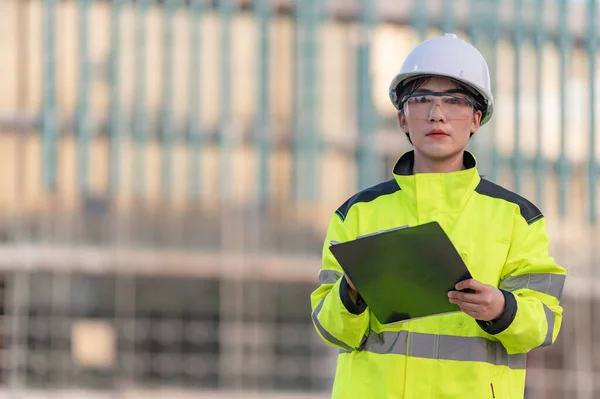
[389, 33, 494, 126]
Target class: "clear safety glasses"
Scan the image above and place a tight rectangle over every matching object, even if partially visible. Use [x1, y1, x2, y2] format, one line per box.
[401, 92, 478, 121]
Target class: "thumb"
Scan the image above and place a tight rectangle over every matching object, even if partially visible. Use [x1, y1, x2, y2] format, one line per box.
[455, 278, 486, 292]
[345, 274, 357, 291]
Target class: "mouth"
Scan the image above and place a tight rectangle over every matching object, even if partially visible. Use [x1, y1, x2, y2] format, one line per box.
[426, 129, 449, 137]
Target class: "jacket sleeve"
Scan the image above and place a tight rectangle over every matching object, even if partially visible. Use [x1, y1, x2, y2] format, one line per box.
[477, 213, 566, 354]
[310, 213, 371, 351]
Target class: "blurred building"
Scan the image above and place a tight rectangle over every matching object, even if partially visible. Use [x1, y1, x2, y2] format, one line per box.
[0, 0, 597, 398]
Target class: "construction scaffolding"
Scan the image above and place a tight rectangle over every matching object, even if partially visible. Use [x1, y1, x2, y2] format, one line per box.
[0, 0, 598, 397]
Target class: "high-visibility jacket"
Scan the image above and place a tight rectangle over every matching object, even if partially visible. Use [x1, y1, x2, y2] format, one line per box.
[310, 151, 566, 399]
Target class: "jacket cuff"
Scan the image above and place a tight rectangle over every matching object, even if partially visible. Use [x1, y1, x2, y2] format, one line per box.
[339, 278, 367, 315]
[476, 289, 518, 335]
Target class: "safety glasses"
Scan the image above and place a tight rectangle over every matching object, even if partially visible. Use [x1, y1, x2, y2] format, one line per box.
[401, 92, 478, 120]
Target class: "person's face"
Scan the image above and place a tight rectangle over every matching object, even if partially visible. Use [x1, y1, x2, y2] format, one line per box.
[398, 77, 482, 160]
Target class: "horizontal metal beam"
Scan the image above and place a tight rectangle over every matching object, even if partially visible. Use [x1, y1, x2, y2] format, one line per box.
[0, 245, 595, 299]
[0, 388, 331, 399]
[222, 0, 592, 45]
[0, 245, 320, 283]
[64, 0, 596, 46]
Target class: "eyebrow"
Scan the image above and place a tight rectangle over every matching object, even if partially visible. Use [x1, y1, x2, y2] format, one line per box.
[415, 88, 465, 94]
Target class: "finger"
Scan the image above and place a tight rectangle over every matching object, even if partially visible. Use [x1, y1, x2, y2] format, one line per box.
[344, 274, 357, 291]
[455, 279, 487, 292]
[461, 309, 482, 319]
[453, 301, 482, 313]
[456, 303, 486, 318]
[448, 291, 484, 304]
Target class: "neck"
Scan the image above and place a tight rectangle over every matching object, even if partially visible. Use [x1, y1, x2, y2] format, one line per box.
[413, 150, 466, 174]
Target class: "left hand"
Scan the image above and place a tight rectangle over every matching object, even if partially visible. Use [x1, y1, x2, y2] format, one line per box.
[448, 279, 505, 321]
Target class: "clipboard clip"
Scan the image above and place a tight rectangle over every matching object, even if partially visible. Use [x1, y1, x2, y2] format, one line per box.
[356, 225, 409, 240]
[329, 225, 409, 247]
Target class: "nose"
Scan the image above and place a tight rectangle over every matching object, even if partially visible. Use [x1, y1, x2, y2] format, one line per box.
[428, 103, 447, 123]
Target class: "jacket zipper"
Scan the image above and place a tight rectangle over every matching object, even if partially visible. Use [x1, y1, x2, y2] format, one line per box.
[490, 383, 496, 398]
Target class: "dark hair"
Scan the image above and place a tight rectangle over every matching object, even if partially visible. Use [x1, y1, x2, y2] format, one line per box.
[394, 76, 486, 144]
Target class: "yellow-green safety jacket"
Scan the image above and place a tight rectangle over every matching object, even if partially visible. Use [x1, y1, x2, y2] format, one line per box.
[310, 151, 566, 399]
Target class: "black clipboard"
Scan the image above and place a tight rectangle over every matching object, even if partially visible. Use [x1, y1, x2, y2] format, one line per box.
[329, 221, 472, 324]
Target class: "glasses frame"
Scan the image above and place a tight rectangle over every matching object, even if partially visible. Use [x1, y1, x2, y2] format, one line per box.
[400, 91, 479, 118]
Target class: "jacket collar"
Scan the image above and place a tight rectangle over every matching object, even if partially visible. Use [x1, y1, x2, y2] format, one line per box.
[392, 150, 477, 176]
[392, 151, 481, 215]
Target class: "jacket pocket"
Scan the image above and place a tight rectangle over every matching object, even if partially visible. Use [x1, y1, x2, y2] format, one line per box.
[490, 366, 512, 398]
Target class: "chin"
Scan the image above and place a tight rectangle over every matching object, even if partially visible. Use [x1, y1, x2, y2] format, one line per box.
[417, 145, 462, 160]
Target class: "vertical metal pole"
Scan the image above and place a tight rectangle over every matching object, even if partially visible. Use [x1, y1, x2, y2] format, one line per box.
[109, 0, 124, 195]
[42, 0, 58, 192]
[188, 0, 204, 202]
[512, 0, 523, 194]
[133, 0, 149, 199]
[217, 4, 241, 389]
[161, 0, 176, 202]
[489, 0, 501, 183]
[249, 1, 273, 388]
[357, 0, 379, 191]
[16, 0, 31, 240]
[219, 0, 233, 203]
[255, 0, 271, 206]
[76, 0, 92, 196]
[412, 0, 427, 41]
[534, 0, 546, 209]
[557, 0, 569, 217]
[441, 0, 454, 34]
[588, 0, 597, 224]
[294, 0, 319, 201]
[467, 0, 482, 158]
[9, 271, 30, 388]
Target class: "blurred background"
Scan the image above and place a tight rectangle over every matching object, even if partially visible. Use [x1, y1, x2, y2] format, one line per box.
[0, 0, 597, 397]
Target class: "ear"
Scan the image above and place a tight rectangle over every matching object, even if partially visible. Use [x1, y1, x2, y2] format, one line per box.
[470, 110, 483, 134]
[398, 111, 409, 133]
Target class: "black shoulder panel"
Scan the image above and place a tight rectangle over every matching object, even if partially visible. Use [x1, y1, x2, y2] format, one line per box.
[475, 179, 543, 225]
[335, 179, 400, 221]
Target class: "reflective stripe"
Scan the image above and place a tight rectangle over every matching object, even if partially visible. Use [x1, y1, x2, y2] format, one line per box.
[319, 269, 343, 285]
[500, 273, 565, 299]
[542, 304, 556, 346]
[345, 330, 526, 370]
[311, 298, 353, 351]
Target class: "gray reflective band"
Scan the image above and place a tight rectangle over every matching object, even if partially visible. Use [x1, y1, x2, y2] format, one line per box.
[500, 273, 565, 299]
[311, 298, 353, 351]
[542, 304, 556, 346]
[345, 330, 527, 370]
[319, 269, 343, 285]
